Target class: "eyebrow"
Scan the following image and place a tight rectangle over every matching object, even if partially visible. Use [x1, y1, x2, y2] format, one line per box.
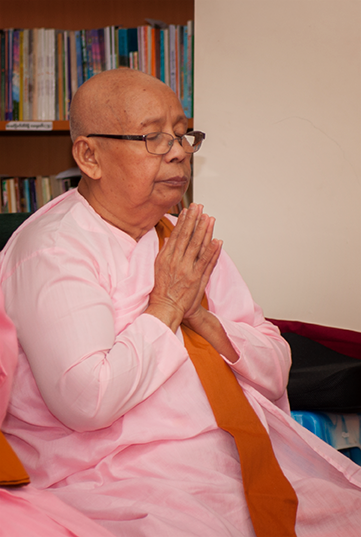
[140, 114, 188, 128]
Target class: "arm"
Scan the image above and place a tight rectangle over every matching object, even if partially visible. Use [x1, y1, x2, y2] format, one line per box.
[205, 249, 292, 401]
[1, 230, 189, 432]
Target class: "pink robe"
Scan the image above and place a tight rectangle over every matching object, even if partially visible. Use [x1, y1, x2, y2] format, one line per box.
[1, 189, 361, 536]
[0, 282, 116, 537]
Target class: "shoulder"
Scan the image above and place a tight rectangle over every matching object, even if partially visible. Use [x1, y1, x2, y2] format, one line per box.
[0, 190, 114, 278]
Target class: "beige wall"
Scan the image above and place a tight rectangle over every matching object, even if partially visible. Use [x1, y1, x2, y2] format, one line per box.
[194, 0, 361, 331]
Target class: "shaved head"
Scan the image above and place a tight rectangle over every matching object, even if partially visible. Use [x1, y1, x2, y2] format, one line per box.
[70, 67, 191, 240]
[69, 68, 173, 142]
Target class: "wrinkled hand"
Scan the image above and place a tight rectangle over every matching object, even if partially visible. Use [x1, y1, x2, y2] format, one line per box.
[147, 204, 222, 332]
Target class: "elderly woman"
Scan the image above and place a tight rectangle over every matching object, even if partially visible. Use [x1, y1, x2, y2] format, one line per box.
[1, 69, 361, 537]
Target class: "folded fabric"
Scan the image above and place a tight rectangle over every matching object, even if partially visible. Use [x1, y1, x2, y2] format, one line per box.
[0, 431, 30, 487]
[285, 332, 361, 413]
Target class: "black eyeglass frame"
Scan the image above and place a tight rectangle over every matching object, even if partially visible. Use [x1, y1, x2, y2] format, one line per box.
[86, 130, 206, 155]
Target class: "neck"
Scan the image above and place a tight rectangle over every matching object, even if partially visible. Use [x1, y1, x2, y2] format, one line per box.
[78, 178, 166, 242]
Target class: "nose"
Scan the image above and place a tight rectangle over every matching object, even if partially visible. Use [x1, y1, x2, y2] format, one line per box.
[165, 136, 188, 162]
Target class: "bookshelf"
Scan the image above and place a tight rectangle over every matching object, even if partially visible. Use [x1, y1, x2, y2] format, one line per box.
[0, 0, 194, 181]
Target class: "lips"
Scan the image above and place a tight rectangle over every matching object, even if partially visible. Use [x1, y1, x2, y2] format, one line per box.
[160, 176, 189, 186]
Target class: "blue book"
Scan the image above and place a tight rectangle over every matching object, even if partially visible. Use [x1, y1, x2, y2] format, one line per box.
[6, 29, 14, 120]
[186, 21, 194, 118]
[85, 30, 93, 79]
[160, 29, 165, 83]
[127, 28, 138, 55]
[23, 178, 31, 212]
[80, 30, 88, 81]
[98, 28, 105, 72]
[118, 28, 138, 68]
[118, 28, 128, 67]
[181, 26, 189, 117]
[12, 29, 20, 120]
[75, 31, 83, 87]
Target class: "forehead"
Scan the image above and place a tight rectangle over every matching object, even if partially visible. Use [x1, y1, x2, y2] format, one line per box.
[115, 82, 187, 131]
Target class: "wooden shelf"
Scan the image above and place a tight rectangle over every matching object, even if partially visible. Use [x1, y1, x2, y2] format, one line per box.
[0, 119, 193, 133]
[0, 121, 70, 132]
[0, 0, 194, 29]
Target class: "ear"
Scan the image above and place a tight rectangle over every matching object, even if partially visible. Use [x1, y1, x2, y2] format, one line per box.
[72, 137, 102, 180]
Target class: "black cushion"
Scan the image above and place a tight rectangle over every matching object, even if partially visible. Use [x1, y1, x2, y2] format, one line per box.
[284, 332, 361, 413]
[0, 213, 31, 250]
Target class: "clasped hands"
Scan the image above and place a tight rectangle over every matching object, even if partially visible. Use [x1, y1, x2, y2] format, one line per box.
[146, 203, 222, 334]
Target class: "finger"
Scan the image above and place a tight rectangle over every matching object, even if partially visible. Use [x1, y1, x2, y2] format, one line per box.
[193, 204, 204, 232]
[157, 208, 188, 257]
[183, 213, 213, 261]
[198, 216, 216, 258]
[194, 238, 223, 279]
[165, 204, 203, 257]
[184, 241, 223, 316]
[202, 239, 223, 279]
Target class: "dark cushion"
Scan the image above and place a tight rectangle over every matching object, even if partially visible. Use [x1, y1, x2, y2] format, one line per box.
[284, 332, 361, 413]
[0, 213, 31, 250]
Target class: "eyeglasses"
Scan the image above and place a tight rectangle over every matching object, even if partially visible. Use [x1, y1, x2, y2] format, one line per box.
[86, 131, 206, 155]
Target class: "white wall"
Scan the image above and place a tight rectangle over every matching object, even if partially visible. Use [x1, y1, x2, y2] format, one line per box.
[194, 0, 361, 331]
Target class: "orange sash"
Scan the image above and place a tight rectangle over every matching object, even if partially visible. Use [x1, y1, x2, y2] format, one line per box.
[156, 217, 298, 537]
[0, 431, 30, 487]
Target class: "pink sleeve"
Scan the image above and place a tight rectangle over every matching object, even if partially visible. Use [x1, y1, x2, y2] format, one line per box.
[2, 247, 188, 432]
[206, 250, 292, 403]
[0, 287, 18, 425]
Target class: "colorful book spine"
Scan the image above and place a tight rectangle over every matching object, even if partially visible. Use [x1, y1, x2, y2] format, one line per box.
[23, 178, 31, 212]
[19, 30, 24, 120]
[12, 29, 20, 120]
[22, 29, 29, 120]
[6, 29, 14, 120]
[74, 30, 83, 88]
[186, 20, 194, 119]
[118, 28, 128, 67]
[0, 21, 194, 121]
[1, 179, 9, 213]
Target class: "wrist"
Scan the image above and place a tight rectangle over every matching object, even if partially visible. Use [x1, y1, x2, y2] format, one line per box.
[183, 306, 208, 331]
[145, 301, 184, 333]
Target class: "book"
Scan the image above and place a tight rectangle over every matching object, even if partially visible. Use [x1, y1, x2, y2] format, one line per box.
[80, 29, 88, 82]
[118, 28, 129, 67]
[29, 177, 37, 212]
[85, 29, 94, 80]
[0, 21, 194, 122]
[74, 30, 83, 88]
[181, 25, 189, 117]
[56, 30, 63, 120]
[28, 29, 34, 119]
[31, 28, 38, 119]
[186, 20, 194, 119]
[7, 178, 17, 213]
[22, 178, 31, 212]
[104, 26, 111, 71]
[22, 29, 29, 120]
[169, 25, 177, 95]
[12, 29, 20, 120]
[13, 177, 21, 212]
[42, 176, 51, 205]
[98, 28, 106, 72]
[36, 28, 46, 120]
[34, 176, 43, 208]
[6, 29, 14, 120]
[1, 179, 9, 213]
